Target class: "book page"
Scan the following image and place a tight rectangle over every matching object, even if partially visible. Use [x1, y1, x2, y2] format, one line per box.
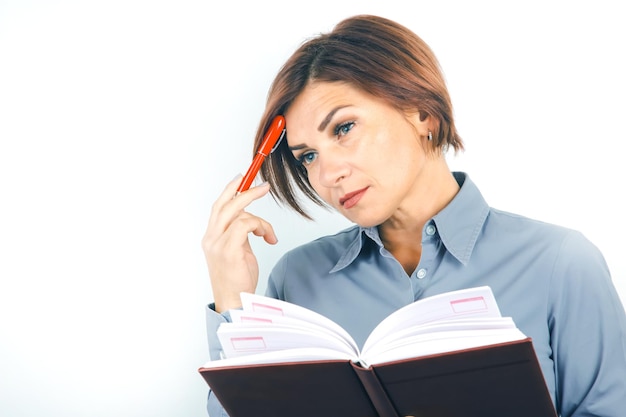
[361, 327, 527, 366]
[362, 286, 502, 354]
[201, 347, 354, 369]
[229, 309, 358, 353]
[362, 317, 514, 357]
[217, 323, 357, 359]
[211, 287, 524, 369]
[238, 292, 358, 351]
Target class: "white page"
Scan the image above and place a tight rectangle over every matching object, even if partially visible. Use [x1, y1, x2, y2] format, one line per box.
[362, 286, 501, 353]
[201, 347, 355, 369]
[229, 309, 358, 353]
[362, 317, 518, 360]
[239, 292, 357, 350]
[217, 323, 357, 359]
[362, 328, 527, 367]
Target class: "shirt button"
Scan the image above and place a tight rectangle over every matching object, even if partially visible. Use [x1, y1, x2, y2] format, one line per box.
[417, 268, 427, 279]
[425, 225, 436, 236]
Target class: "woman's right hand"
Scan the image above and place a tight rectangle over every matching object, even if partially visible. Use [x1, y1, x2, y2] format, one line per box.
[202, 175, 278, 313]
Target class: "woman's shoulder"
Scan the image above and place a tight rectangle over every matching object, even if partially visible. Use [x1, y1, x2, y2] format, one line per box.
[488, 206, 575, 235]
[486, 206, 601, 257]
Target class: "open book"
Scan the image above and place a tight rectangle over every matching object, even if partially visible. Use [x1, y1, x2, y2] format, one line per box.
[206, 286, 525, 367]
[199, 286, 557, 417]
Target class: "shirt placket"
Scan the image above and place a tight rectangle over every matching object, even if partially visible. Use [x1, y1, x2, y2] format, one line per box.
[410, 221, 440, 300]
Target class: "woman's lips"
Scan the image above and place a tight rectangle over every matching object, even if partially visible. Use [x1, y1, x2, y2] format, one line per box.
[339, 187, 368, 209]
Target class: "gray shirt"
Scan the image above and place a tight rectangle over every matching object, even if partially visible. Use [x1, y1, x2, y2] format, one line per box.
[205, 172, 626, 417]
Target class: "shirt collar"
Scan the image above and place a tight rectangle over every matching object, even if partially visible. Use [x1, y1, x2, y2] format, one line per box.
[433, 172, 490, 265]
[329, 172, 489, 272]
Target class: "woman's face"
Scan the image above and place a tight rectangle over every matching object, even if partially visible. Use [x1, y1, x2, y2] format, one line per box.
[285, 81, 432, 227]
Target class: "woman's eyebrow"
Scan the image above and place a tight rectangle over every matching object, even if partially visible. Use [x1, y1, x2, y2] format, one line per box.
[288, 143, 307, 152]
[289, 104, 354, 151]
[317, 105, 351, 131]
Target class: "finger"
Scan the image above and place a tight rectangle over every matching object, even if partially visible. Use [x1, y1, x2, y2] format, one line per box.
[232, 181, 271, 205]
[249, 216, 278, 244]
[211, 174, 244, 213]
[224, 211, 278, 247]
[204, 209, 277, 260]
[208, 218, 272, 264]
[207, 178, 270, 234]
[223, 182, 270, 217]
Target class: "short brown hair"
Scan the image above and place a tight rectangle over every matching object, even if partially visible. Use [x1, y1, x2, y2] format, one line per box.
[254, 14, 463, 219]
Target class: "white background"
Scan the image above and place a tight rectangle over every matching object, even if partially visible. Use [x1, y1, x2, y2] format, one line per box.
[0, 1, 624, 416]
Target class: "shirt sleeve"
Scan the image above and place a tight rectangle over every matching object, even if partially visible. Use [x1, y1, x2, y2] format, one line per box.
[205, 304, 233, 417]
[205, 304, 232, 360]
[548, 231, 626, 417]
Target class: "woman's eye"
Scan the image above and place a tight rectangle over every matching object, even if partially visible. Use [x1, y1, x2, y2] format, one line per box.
[298, 151, 317, 166]
[334, 121, 355, 137]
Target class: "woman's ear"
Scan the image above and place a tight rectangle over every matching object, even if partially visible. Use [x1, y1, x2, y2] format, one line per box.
[407, 110, 432, 139]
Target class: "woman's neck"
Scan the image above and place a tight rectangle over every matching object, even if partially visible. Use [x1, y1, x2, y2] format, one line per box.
[378, 164, 460, 275]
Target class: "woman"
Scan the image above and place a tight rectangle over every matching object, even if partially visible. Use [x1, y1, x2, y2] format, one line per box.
[202, 15, 626, 417]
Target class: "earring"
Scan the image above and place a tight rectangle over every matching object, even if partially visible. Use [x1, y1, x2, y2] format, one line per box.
[427, 131, 433, 141]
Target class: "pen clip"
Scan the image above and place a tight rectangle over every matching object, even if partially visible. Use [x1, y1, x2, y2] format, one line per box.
[270, 129, 286, 154]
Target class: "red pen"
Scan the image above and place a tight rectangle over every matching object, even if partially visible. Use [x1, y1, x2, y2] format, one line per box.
[236, 115, 286, 194]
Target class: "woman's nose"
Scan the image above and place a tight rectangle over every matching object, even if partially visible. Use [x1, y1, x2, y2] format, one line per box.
[317, 153, 349, 187]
